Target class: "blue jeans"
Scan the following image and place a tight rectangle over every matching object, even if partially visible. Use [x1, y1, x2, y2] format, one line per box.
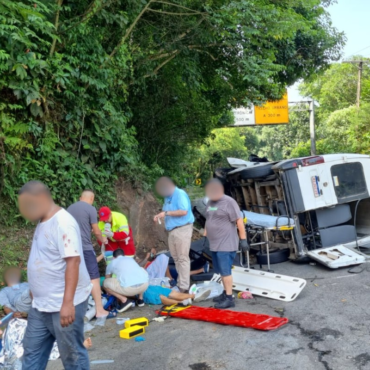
[212, 251, 237, 276]
[22, 299, 89, 370]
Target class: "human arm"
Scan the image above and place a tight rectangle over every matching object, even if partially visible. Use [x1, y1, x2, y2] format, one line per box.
[96, 254, 104, 263]
[105, 262, 113, 279]
[236, 218, 246, 240]
[60, 256, 80, 328]
[92, 223, 107, 245]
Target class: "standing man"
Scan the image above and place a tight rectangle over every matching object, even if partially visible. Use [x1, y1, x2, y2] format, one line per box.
[204, 179, 248, 309]
[18, 181, 91, 370]
[68, 190, 110, 319]
[154, 177, 194, 292]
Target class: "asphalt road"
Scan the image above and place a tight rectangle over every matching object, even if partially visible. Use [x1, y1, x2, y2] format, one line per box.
[47, 261, 370, 370]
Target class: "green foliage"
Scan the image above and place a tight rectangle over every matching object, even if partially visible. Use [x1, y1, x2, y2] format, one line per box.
[188, 128, 249, 181]
[0, 0, 344, 220]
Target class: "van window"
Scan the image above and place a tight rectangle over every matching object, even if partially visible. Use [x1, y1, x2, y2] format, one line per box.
[331, 162, 368, 202]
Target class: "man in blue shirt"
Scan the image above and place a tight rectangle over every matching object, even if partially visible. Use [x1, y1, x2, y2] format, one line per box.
[154, 177, 194, 292]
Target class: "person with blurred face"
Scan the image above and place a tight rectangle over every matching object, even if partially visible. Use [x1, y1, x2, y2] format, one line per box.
[97, 206, 136, 264]
[153, 177, 194, 292]
[204, 179, 248, 309]
[0, 267, 32, 317]
[18, 181, 91, 370]
[68, 190, 112, 320]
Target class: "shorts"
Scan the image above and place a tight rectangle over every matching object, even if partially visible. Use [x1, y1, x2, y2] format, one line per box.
[143, 285, 172, 305]
[103, 278, 148, 297]
[211, 251, 236, 276]
[83, 250, 100, 280]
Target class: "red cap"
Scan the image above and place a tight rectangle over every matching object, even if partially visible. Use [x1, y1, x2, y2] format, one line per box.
[98, 206, 111, 222]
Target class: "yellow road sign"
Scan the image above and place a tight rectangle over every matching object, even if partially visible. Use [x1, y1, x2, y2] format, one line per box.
[195, 179, 202, 186]
[255, 94, 289, 125]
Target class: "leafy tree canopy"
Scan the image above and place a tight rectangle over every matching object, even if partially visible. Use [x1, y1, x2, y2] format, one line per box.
[0, 0, 344, 222]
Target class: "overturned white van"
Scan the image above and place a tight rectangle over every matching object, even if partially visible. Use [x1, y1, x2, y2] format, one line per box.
[196, 154, 370, 268]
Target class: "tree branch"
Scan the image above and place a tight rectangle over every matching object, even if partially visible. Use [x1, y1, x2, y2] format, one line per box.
[138, 51, 179, 82]
[61, 0, 118, 34]
[147, 9, 205, 16]
[49, 0, 64, 57]
[152, 1, 205, 14]
[105, 0, 154, 64]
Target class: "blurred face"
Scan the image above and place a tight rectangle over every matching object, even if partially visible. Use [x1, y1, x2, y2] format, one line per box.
[156, 178, 174, 197]
[5, 268, 21, 286]
[206, 182, 224, 201]
[18, 193, 51, 222]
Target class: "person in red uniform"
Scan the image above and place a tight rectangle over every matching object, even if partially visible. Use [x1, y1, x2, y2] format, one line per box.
[98, 207, 136, 257]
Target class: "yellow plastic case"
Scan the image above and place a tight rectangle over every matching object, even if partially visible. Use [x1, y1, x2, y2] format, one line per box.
[119, 325, 145, 339]
[124, 317, 149, 329]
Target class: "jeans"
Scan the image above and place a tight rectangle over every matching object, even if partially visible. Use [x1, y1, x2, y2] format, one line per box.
[22, 299, 89, 370]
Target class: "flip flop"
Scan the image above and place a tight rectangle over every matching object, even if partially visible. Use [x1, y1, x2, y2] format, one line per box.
[106, 310, 118, 319]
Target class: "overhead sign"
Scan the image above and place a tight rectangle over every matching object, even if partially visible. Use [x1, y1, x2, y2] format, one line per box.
[254, 94, 289, 125]
[231, 93, 289, 126]
[232, 107, 255, 126]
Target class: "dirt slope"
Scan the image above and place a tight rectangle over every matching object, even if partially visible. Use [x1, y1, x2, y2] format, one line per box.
[115, 181, 168, 257]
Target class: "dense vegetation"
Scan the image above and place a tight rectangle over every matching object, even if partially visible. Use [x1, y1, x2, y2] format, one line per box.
[194, 59, 370, 181]
[0, 0, 343, 224]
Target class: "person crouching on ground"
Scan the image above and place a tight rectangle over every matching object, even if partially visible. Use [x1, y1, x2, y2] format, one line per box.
[0, 267, 32, 317]
[98, 207, 136, 263]
[204, 179, 249, 309]
[103, 249, 148, 312]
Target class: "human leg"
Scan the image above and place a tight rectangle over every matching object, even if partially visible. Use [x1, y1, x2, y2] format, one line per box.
[222, 275, 233, 295]
[51, 299, 90, 370]
[160, 295, 182, 305]
[169, 225, 192, 291]
[213, 252, 236, 309]
[84, 250, 109, 318]
[91, 278, 109, 317]
[146, 254, 169, 279]
[168, 291, 195, 301]
[190, 267, 204, 275]
[104, 287, 129, 303]
[22, 308, 56, 370]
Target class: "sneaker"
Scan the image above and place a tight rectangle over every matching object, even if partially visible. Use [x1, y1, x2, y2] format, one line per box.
[213, 291, 226, 303]
[137, 299, 145, 307]
[194, 289, 212, 302]
[117, 300, 133, 313]
[215, 297, 235, 309]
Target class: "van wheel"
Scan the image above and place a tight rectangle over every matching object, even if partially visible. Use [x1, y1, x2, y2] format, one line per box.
[256, 248, 290, 265]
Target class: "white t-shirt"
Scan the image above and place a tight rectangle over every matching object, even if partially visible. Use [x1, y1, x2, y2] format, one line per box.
[27, 209, 92, 312]
[106, 256, 148, 288]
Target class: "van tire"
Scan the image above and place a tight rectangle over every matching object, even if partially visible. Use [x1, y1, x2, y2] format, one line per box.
[239, 163, 275, 180]
[256, 248, 290, 265]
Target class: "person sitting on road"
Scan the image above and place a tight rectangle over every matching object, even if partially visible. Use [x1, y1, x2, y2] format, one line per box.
[0, 267, 32, 317]
[103, 248, 148, 312]
[98, 207, 136, 263]
[143, 284, 211, 306]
